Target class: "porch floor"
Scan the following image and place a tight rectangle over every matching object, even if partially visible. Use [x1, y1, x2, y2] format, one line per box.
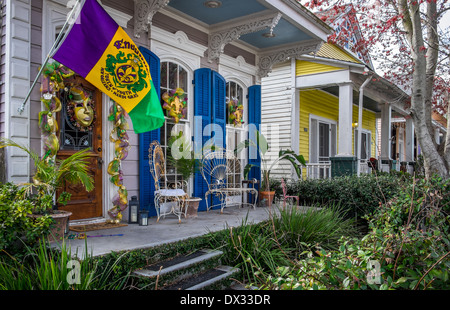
[52, 204, 272, 258]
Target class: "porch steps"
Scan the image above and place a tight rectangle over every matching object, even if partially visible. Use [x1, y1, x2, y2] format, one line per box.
[133, 249, 242, 290]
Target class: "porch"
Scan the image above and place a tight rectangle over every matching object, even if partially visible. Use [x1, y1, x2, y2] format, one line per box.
[303, 158, 415, 179]
[55, 204, 272, 258]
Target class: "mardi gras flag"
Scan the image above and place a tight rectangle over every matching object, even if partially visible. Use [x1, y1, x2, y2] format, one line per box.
[52, 0, 164, 134]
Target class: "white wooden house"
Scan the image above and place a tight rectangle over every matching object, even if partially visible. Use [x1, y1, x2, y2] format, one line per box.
[0, 0, 331, 223]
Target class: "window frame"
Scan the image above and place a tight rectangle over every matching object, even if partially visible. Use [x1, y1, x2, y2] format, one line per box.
[159, 60, 193, 192]
[309, 114, 337, 164]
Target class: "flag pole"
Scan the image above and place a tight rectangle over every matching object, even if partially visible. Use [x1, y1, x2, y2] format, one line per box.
[17, 0, 81, 114]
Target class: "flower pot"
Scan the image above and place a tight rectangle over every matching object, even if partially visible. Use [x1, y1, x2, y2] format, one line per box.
[184, 197, 202, 218]
[29, 210, 72, 242]
[259, 191, 275, 207]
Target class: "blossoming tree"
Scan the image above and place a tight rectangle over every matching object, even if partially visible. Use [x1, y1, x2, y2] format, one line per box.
[302, 0, 450, 178]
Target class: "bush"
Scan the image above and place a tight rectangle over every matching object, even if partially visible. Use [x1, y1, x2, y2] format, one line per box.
[272, 205, 358, 254]
[261, 176, 450, 290]
[271, 173, 408, 220]
[0, 183, 53, 256]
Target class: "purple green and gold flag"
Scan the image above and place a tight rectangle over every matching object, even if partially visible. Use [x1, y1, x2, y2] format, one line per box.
[52, 0, 164, 134]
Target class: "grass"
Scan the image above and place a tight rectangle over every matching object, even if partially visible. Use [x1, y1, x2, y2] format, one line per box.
[210, 203, 359, 286]
[0, 202, 361, 290]
[0, 238, 130, 290]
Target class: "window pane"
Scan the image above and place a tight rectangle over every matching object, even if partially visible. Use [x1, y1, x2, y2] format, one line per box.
[169, 63, 178, 90]
[178, 66, 187, 91]
[319, 123, 330, 160]
[226, 81, 244, 127]
[160, 62, 168, 90]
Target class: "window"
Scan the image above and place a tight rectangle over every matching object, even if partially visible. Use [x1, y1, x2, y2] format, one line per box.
[160, 61, 190, 190]
[310, 117, 337, 163]
[354, 129, 372, 160]
[226, 81, 246, 198]
[310, 116, 337, 179]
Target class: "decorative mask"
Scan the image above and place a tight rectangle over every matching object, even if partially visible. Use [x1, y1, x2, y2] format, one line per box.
[67, 87, 95, 131]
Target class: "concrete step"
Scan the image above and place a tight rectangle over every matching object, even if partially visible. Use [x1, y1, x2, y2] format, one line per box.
[133, 249, 241, 290]
[133, 249, 222, 279]
[162, 265, 240, 290]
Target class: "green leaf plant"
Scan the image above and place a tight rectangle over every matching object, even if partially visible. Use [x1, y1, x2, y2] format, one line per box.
[235, 130, 306, 192]
[0, 137, 94, 214]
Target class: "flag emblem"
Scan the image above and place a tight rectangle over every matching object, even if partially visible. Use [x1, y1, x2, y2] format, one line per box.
[52, 0, 164, 134]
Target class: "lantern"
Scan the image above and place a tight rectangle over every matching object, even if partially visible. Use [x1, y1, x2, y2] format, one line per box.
[128, 196, 139, 224]
[139, 210, 149, 226]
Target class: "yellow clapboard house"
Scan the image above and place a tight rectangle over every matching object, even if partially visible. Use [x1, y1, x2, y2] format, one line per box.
[261, 41, 411, 180]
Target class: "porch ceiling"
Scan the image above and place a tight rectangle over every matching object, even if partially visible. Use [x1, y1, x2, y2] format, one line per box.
[321, 86, 381, 113]
[166, 0, 326, 50]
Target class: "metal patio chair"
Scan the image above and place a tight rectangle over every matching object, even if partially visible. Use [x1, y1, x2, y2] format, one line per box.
[281, 177, 299, 208]
[201, 148, 258, 213]
[149, 141, 188, 223]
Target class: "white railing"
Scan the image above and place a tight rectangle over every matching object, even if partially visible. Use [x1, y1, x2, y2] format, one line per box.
[305, 162, 331, 179]
[359, 161, 371, 174]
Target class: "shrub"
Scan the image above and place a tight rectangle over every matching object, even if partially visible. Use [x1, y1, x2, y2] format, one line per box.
[0, 183, 53, 256]
[272, 205, 358, 254]
[261, 176, 450, 290]
[271, 173, 408, 220]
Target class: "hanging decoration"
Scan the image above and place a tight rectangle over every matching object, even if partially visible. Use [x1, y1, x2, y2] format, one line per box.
[162, 88, 187, 123]
[106, 101, 131, 223]
[65, 86, 96, 132]
[227, 98, 244, 127]
[39, 62, 74, 163]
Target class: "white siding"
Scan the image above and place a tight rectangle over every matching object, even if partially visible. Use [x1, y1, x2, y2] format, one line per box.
[4, 0, 32, 183]
[261, 61, 295, 181]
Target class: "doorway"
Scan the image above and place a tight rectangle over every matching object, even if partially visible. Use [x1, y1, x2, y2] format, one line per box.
[56, 76, 103, 220]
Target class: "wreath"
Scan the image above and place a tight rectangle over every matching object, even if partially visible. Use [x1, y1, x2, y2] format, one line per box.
[227, 98, 244, 127]
[162, 88, 187, 123]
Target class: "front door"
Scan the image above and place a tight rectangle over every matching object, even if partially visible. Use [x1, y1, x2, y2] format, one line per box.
[56, 76, 103, 220]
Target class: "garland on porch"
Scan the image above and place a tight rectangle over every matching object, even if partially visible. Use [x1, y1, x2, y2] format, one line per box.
[106, 100, 131, 223]
[38, 62, 74, 164]
[162, 88, 187, 123]
[227, 98, 244, 127]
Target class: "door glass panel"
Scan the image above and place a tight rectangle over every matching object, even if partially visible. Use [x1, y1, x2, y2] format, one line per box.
[60, 86, 94, 150]
[318, 122, 330, 162]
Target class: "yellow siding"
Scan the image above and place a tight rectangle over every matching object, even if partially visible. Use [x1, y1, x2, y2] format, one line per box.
[299, 89, 377, 163]
[314, 43, 362, 64]
[299, 89, 339, 163]
[296, 60, 344, 76]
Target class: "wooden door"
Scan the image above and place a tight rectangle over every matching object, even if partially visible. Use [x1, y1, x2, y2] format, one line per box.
[56, 76, 103, 220]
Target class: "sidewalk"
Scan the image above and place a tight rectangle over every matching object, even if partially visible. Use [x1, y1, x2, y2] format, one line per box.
[52, 205, 273, 258]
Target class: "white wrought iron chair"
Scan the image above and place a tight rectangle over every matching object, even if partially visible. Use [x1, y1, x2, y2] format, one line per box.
[149, 141, 188, 223]
[201, 148, 258, 213]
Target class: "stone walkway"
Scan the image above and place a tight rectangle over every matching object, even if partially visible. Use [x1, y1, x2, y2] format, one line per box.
[52, 204, 274, 258]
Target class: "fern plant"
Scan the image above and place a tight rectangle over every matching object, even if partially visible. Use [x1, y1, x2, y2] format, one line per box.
[0, 137, 94, 214]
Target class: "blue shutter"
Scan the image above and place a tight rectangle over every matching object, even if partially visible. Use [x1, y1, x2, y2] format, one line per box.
[138, 46, 161, 216]
[247, 85, 261, 191]
[193, 68, 212, 211]
[212, 71, 226, 150]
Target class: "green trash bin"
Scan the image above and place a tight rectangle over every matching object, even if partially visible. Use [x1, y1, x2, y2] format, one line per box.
[330, 156, 357, 177]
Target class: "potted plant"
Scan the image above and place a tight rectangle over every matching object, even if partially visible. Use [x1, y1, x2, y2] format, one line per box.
[0, 138, 94, 241]
[167, 131, 202, 218]
[236, 130, 306, 207]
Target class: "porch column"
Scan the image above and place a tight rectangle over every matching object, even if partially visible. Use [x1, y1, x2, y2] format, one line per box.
[337, 82, 354, 156]
[405, 117, 415, 173]
[331, 82, 357, 177]
[380, 103, 392, 172]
